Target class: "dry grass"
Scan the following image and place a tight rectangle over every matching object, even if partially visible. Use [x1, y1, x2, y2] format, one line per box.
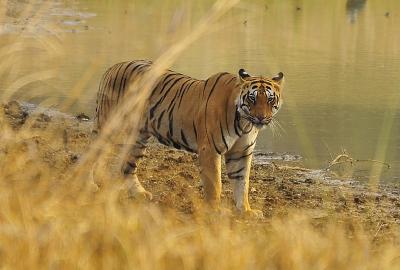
[1, 0, 400, 269]
[1, 134, 400, 270]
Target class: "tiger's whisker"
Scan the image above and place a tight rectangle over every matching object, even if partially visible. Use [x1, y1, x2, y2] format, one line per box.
[271, 119, 282, 138]
[273, 118, 287, 136]
[269, 121, 278, 138]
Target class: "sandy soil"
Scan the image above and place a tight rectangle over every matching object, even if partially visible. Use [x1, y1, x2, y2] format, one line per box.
[2, 100, 400, 240]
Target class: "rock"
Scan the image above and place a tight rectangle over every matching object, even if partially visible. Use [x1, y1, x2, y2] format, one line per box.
[76, 113, 90, 121]
[178, 171, 194, 180]
[3, 100, 29, 126]
[69, 153, 79, 163]
[37, 113, 51, 122]
[305, 178, 315, 184]
[354, 195, 365, 204]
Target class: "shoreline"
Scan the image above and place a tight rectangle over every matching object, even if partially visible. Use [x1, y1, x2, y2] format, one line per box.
[1, 100, 400, 239]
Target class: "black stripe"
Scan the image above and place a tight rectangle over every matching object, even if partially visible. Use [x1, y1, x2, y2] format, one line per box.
[153, 132, 171, 147]
[168, 104, 175, 137]
[181, 130, 189, 146]
[204, 73, 229, 144]
[242, 123, 253, 134]
[202, 78, 209, 98]
[220, 122, 228, 151]
[243, 140, 256, 152]
[117, 61, 136, 101]
[117, 61, 135, 96]
[167, 79, 188, 112]
[234, 109, 242, 137]
[178, 80, 196, 108]
[225, 76, 236, 85]
[101, 64, 119, 115]
[167, 133, 181, 150]
[193, 121, 198, 140]
[135, 143, 146, 149]
[149, 77, 185, 119]
[123, 161, 137, 175]
[119, 63, 146, 99]
[211, 135, 222, 155]
[236, 109, 253, 135]
[151, 73, 177, 97]
[227, 175, 244, 180]
[227, 167, 245, 176]
[249, 80, 262, 85]
[129, 63, 147, 78]
[112, 63, 128, 97]
[160, 75, 184, 95]
[127, 161, 136, 168]
[158, 76, 179, 96]
[102, 66, 115, 115]
[224, 97, 231, 136]
[226, 152, 253, 163]
[264, 81, 272, 86]
[206, 73, 228, 104]
[234, 122, 241, 137]
[157, 110, 166, 129]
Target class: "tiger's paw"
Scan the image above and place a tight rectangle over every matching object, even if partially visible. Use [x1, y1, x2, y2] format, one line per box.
[89, 182, 100, 193]
[217, 207, 234, 218]
[127, 188, 153, 201]
[243, 209, 264, 219]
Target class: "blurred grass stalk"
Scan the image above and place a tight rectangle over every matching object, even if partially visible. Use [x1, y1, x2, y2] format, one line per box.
[0, 0, 400, 269]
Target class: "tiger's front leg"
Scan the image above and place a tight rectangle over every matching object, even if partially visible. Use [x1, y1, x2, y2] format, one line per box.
[225, 140, 262, 218]
[198, 146, 222, 208]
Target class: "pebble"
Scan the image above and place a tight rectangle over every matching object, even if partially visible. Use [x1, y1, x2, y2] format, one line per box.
[76, 113, 90, 121]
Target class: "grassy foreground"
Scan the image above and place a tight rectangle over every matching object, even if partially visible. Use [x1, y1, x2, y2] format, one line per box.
[0, 100, 399, 269]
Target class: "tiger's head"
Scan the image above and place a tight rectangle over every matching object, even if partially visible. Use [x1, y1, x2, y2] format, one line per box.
[237, 69, 284, 128]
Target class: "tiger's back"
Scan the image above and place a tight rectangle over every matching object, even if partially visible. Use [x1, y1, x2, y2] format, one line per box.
[96, 60, 239, 154]
[95, 60, 152, 129]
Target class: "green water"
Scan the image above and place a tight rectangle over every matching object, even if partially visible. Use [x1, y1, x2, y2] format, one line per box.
[1, 0, 399, 183]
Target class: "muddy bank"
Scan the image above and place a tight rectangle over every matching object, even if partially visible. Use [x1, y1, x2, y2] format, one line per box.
[1, 100, 400, 239]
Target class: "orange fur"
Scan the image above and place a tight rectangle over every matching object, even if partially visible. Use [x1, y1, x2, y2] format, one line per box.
[96, 60, 284, 215]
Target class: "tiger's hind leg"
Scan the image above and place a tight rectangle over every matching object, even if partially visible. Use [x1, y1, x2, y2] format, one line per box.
[121, 129, 153, 200]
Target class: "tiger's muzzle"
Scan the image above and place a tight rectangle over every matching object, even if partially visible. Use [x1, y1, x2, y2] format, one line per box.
[243, 114, 272, 128]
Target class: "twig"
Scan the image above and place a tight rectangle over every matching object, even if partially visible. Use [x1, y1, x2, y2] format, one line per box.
[353, 159, 391, 169]
[374, 222, 384, 238]
[325, 153, 391, 171]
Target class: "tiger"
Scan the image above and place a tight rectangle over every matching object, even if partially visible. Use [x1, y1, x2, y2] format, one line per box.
[95, 60, 284, 216]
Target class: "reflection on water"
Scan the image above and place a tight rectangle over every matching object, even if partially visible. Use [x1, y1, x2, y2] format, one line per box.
[0, 0, 399, 184]
[346, 0, 367, 23]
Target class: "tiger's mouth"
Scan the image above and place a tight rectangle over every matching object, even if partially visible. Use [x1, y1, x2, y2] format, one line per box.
[242, 114, 271, 128]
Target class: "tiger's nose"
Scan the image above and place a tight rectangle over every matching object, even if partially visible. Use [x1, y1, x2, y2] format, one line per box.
[257, 116, 271, 123]
[257, 116, 265, 121]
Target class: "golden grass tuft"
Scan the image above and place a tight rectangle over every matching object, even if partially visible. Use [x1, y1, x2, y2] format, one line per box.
[0, 0, 400, 269]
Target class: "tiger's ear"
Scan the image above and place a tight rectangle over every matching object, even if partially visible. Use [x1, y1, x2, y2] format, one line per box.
[238, 69, 251, 82]
[272, 72, 284, 86]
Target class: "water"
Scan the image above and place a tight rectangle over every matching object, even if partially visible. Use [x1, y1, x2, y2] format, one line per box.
[0, 0, 399, 184]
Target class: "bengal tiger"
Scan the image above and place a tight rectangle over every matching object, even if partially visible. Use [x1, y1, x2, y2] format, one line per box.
[95, 60, 284, 217]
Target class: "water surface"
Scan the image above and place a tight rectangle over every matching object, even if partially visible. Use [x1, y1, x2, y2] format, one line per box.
[1, 0, 399, 184]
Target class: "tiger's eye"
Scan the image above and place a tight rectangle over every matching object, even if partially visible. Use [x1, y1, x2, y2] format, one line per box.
[248, 95, 256, 103]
